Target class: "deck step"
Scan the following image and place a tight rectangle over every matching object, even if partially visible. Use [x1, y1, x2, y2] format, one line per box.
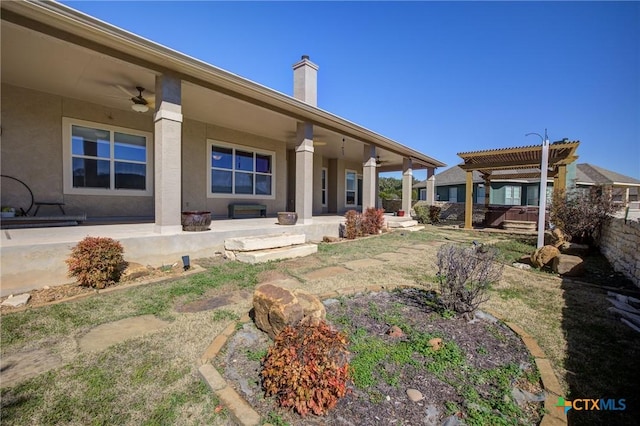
[234, 243, 318, 264]
[501, 220, 536, 231]
[225, 233, 306, 251]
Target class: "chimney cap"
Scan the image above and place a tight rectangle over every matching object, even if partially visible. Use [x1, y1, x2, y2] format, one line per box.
[301, 55, 310, 60]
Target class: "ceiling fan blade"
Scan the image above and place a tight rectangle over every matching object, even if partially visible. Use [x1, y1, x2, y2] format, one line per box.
[115, 84, 135, 97]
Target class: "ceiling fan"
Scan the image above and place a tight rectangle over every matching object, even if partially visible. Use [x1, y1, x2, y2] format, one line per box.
[115, 84, 155, 113]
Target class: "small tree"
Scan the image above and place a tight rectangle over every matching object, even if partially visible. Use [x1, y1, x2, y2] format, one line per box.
[435, 244, 503, 320]
[550, 186, 620, 246]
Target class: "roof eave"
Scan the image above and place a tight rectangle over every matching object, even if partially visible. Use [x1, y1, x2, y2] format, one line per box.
[2, 0, 445, 168]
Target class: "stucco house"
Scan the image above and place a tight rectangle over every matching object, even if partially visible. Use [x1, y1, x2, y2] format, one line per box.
[0, 1, 445, 294]
[1, 1, 445, 228]
[415, 163, 639, 207]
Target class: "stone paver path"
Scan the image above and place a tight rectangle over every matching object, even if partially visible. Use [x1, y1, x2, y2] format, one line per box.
[78, 315, 170, 353]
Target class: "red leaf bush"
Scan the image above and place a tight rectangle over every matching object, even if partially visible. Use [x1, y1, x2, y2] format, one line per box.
[261, 320, 350, 416]
[66, 236, 124, 289]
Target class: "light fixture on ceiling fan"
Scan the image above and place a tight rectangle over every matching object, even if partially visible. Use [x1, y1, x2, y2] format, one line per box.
[130, 86, 149, 113]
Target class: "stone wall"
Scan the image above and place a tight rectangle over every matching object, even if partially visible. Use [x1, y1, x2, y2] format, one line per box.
[600, 217, 640, 287]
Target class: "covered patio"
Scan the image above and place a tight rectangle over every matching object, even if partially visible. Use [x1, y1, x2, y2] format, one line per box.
[457, 140, 580, 230]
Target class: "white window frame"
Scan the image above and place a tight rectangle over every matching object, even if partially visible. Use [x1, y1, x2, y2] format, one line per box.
[62, 118, 153, 196]
[505, 185, 521, 205]
[207, 140, 276, 199]
[345, 169, 357, 206]
[448, 187, 458, 202]
[419, 188, 427, 201]
[321, 167, 328, 207]
[476, 184, 485, 203]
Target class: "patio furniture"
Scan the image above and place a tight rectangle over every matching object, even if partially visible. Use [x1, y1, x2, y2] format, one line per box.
[33, 201, 66, 216]
[228, 203, 267, 219]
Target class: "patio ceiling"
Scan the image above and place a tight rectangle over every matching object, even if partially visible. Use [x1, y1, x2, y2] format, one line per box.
[458, 140, 580, 178]
[1, 2, 444, 171]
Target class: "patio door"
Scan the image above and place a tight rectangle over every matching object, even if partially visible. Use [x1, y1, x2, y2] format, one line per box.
[357, 176, 363, 206]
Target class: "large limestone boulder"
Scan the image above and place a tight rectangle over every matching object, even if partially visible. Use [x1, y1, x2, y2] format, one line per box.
[531, 245, 561, 269]
[253, 284, 326, 339]
[559, 242, 590, 257]
[544, 228, 567, 248]
[552, 254, 585, 277]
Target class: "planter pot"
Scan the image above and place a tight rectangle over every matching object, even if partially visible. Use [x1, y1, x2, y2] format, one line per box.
[397, 210, 405, 217]
[277, 211, 298, 225]
[181, 211, 211, 231]
[1, 211, 16, 218]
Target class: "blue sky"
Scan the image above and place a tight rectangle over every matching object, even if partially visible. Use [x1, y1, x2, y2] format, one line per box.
[64, 1, 639, 180]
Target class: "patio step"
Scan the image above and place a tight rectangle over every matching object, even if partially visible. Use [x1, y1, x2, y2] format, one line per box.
[501, 220, 537, 231]
[225, 233, 306, 251]
[388, 219, 419, 228]
[234, 243, 318, 264]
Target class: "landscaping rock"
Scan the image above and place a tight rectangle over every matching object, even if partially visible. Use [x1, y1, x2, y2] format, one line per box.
[441, 415, 462, 426]
[530, 245, 560, 268]
[387, 325, 404, 338]
[560, 242, 590, 257]
[406, 388, 424, 402]
[121, 262, 152, 281]
[517, 255, 533, 265]
[544, 228, 567, 248]
[512, 262, 532, 270]
[1, 293, 30, 307]
[252, 284, 326, 339]
[552, 254, 585, 277]
[428, 337, 443, 351]
[323, 236, 340, 243]
[424, 404, 440, 425]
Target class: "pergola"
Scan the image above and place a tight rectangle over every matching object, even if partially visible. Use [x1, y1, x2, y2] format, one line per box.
[457, 140, 580, 229]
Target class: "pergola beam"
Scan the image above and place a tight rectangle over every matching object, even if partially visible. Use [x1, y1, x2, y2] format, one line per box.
[458, 140, 580, 232]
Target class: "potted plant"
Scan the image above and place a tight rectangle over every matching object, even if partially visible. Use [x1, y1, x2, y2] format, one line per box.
[277, 211, 298, 225]
[1, 206, 16, 218]
[181, 211, 211, 231]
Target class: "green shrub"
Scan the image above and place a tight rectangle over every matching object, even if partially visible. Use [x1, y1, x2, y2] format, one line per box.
[262, 321, 350, 416]
[414, 205, 429, 224]
[414, 205, 441, 224]
[435, 244, 503, 319]
[66, 236, 125, 289]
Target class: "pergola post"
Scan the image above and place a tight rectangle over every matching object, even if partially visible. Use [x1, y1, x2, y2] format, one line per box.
[556, 164, 567, 193]
[484, 177, 491, 207]
[464, 170, 473, 229]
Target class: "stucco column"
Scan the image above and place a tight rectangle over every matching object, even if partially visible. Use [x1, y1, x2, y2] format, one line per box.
[153, 75, 182, 234]
[426, 175, 436, 206]
[362, 144, 377, 211]
[426, 168, 436, 205]
[295, 122, 314, 224]
[624, 187, 630, 207]
[464, 170, 473, 229]
[402, 158, 413, 214]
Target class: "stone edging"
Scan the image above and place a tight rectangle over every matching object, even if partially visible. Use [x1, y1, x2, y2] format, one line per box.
[0, 265, 206, 314]
[198, 283, 566, 426]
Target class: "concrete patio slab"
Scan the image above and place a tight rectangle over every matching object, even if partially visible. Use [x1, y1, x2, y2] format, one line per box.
[0, 348, 65, 388]
[374, 252, 414, 263]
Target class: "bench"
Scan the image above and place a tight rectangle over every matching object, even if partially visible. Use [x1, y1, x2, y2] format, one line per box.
[228, 203, 267, 219]
[33, 201, 65, 216]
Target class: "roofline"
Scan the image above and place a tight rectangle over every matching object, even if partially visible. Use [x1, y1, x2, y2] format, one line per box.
[1, 0, 445, 168]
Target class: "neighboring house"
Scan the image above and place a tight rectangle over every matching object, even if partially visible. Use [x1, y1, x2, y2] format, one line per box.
[414, 163, 640, 206]
[0, 1, 445, 231]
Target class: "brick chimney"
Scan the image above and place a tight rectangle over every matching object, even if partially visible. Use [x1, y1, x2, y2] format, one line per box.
[292, 55, 318, 107]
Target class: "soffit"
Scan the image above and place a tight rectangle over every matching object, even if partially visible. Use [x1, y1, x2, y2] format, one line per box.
[1, 1, 445, 169]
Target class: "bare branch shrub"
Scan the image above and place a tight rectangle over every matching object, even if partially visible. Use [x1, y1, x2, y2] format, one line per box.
[436, 244, 503, 319]
[550, 185, 620, 246]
